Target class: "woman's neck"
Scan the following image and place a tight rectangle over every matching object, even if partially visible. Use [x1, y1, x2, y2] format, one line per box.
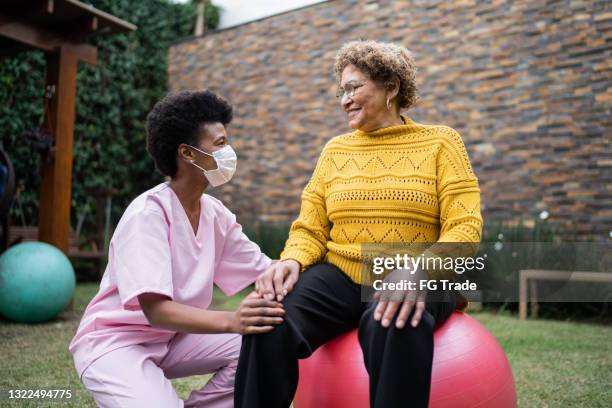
[378, 115, 404, 130]
[169, 176, 207, 213]
[362, 112, 404, 132]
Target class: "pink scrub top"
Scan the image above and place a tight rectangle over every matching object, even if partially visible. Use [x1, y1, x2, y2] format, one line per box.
[69, 182, 270, 378]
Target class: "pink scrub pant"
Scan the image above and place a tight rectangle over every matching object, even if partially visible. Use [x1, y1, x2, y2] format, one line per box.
[80, 333, 240, 408]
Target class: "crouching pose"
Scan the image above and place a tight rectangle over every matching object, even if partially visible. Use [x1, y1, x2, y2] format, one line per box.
[70, 90, 284, 407]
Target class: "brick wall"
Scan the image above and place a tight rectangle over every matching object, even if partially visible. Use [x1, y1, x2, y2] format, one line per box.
[169, 0, 611, 239]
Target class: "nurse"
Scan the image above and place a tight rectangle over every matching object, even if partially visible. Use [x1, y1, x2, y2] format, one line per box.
[69, 90, 284, 408]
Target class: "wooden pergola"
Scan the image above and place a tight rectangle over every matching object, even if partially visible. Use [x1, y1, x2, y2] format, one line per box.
[0, 0, 135, 254]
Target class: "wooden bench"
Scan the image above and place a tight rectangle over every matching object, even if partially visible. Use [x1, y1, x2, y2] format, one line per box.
[518, 269, 612, 320]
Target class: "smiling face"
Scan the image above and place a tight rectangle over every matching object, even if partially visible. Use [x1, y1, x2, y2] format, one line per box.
[339, 64, 396, 132]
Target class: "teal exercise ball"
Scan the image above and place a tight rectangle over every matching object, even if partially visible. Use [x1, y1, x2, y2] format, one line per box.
[0, 242, 76, 323]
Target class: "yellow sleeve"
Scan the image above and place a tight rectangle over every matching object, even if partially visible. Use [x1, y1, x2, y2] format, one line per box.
[436, 127, 483, 244]
[424, 127, 483, 282]
[280, 149, 331, 269]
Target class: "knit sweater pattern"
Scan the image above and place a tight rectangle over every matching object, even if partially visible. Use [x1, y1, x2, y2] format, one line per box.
[280, 117, 483, 284]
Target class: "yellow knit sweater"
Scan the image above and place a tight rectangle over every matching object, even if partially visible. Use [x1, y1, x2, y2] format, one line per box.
[280, 117, 483, 285]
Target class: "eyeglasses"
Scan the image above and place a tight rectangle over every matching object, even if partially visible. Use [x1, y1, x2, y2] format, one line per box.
[335, 81, 366, 100]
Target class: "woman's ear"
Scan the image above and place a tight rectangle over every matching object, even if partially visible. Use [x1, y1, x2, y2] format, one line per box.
[177, 144, 195, 163]
[387, 77, 400, 102]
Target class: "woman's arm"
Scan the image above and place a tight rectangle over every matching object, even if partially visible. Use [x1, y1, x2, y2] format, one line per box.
[257, 149, 332, 301]
[435, 127, 483, 244]
[138, 292, 284, 335]
[279, 149, 332, 269]
[423, 128, 483, 281]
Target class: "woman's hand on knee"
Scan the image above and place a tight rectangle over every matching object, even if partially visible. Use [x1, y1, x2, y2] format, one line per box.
[230, 292, 285, 335]
[373, 294, 426, 329]
[255, 259, 301, 302]
[397, 299, 426, 329]
[373, 268, 427, 329]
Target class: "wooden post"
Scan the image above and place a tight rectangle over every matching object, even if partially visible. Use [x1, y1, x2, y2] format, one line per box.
[529, 279, 539, 318]
[38, 46, 78, 254]
[519, 270, 528, 320]
[194, 0, 205, 36]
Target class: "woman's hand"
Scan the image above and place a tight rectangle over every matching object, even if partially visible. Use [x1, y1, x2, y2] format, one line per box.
[373, 267, 428, 329]
[229, 291, 285, 335]
[255, 259, 301, 302]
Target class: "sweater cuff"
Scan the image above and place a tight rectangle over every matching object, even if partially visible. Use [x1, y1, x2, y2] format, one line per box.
[280, 249, 318, 272]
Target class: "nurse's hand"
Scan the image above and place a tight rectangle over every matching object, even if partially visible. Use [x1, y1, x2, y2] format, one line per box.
[255, 259, 300, 302]
[230, 292, 285, 335]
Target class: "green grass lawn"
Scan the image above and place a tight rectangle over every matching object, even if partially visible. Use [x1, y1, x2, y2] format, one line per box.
[1, 283, 610, 407]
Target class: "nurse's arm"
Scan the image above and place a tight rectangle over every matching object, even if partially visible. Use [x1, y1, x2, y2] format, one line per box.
[138, 292, 284, 335]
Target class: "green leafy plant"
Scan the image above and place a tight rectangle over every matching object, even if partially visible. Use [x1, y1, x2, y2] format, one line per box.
[243, 222, 291, 259]
[200, 0, 221, 30]
[1, 0, 196, 238]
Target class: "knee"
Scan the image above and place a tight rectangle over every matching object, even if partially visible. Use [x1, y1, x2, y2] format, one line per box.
[211, 334, 242, 373]
[209, 348, 239, 392]
[242, 315, 308, 359]
[359, 306, 435, 345]
[203, 334, 240, 385]
[220, 358, 238, 386]
[243, 319, 292, 350]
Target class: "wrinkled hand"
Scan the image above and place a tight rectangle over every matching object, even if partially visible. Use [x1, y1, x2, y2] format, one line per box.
[231, 292, 285, 334]
[255, 259, 300, 302]
[373, 267, 428, 329]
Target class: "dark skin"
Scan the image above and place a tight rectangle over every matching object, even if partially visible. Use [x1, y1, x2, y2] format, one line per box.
[138, 122, 284, 335]
[169, 122, 225, 234]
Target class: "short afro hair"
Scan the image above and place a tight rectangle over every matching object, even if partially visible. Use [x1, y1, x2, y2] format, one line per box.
[146, 90, 233, 177]
[334, 40, 418, 110]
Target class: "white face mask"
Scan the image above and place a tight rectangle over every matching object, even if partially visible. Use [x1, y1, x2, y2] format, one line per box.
[188, 145, 237, 187]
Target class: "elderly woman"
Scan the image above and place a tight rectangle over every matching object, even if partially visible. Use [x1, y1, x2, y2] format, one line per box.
[69, 90, 284, 408]
[235, 40, 483, 407]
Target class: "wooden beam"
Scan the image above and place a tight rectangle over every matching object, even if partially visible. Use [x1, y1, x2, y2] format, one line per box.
[69, 15, 98, 39]
[0, 13, 96, 64]
[33, 0, 55, 14]
[0, 13, 63, 49]
[38, 46, 79, 254]
[62, 0, 137, 32]
[25, 0, 56, 16]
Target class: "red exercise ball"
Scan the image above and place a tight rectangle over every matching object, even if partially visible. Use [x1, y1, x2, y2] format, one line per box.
[294, 312, 517, 408]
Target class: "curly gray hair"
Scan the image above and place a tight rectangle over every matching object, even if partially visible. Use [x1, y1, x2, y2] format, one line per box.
[334, 40, 418, 109]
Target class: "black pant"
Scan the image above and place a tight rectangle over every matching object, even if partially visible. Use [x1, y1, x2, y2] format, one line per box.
[235, 263, 457, 408]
